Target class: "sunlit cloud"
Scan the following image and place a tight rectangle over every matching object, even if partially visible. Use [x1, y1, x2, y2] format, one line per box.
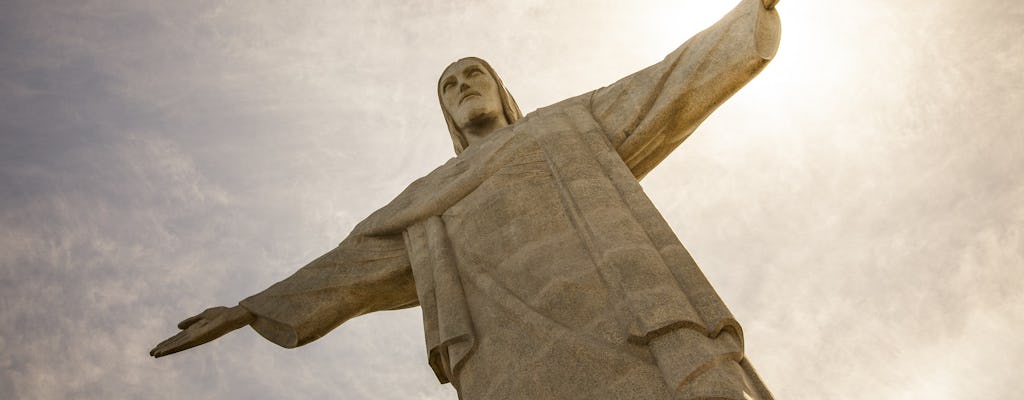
[1, 0, 1020, 399]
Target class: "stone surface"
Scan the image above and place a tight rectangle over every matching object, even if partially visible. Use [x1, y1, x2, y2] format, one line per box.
[151, 0, 781, 398]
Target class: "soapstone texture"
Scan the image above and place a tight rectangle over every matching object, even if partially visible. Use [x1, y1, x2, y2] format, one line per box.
[157, 0, 781, 398]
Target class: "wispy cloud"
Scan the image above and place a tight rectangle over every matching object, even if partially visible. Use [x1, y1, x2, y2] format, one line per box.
[1, 0, 1021, 399]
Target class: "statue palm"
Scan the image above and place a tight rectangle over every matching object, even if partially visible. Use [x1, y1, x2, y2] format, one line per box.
[149, 306, 253, 358]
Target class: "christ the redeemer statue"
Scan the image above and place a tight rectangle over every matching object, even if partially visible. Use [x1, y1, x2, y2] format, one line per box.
[152, 0, 782, 398]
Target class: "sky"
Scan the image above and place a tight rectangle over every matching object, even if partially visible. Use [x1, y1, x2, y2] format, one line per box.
[1, 0, 1022, 398]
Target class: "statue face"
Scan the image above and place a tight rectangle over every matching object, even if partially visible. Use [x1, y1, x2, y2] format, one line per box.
[439, 59, 505, 132]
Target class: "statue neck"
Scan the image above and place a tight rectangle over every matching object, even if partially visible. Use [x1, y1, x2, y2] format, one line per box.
[462, 115, 509, 148]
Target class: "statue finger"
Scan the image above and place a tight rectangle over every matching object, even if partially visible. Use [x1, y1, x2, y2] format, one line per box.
[150, 331, 190, 357]
[176, 314, 205, 330]
[155, 327, 222, 358]
[152, 332, 198, 358]
[154, 331, 188, 350]
[200, 306, 228, 317]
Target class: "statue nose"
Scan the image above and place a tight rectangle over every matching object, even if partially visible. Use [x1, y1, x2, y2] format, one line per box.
[460, 82, 470, 92]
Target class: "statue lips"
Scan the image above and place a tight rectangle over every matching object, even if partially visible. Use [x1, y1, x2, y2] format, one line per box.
[458, 91, 481, 106]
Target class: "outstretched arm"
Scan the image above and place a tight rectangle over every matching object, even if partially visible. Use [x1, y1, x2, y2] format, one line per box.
[238, 233, 418, 348]
[151, 233, 418, 356]
[590, 0, 781, 179]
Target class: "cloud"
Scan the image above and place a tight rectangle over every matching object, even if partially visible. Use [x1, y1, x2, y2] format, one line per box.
[1, 0, 1021, 399]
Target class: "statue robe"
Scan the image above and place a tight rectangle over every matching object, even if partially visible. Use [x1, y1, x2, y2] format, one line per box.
[240, 1, 780, 399]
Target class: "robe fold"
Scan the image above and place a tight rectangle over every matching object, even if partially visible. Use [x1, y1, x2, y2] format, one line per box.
[240, 1, 780, 398]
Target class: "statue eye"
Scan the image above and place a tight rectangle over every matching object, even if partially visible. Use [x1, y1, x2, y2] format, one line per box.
[467, 69, 482, 77]
[443, 81, 455, 92]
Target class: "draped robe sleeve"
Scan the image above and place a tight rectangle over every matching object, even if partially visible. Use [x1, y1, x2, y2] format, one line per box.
[238, 234, 419, 348]
[590, 0, 780, 179]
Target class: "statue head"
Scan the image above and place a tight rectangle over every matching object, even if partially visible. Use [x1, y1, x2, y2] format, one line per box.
[438, 57, 522, 155]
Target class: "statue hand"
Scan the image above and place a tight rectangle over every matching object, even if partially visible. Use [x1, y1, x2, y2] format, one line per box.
[762, 0, 779, 9]
[149, 305, 254, 358]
